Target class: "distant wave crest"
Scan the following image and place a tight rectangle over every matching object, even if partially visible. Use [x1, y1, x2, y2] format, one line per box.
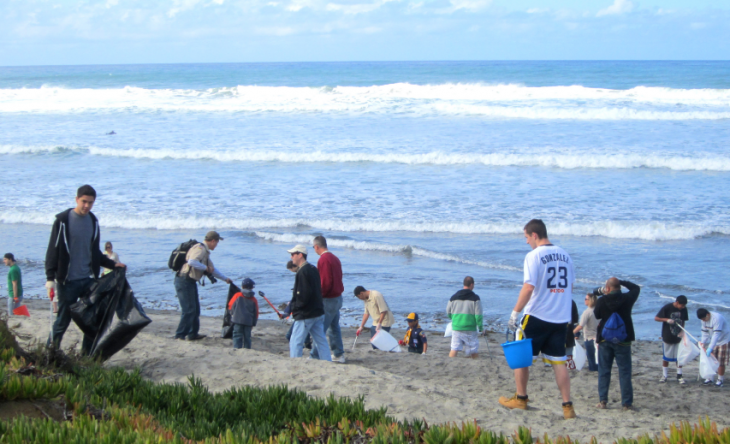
[1, 83, 730, 120]
[1, 210, 727, 241]
[3, 144, 730, 172]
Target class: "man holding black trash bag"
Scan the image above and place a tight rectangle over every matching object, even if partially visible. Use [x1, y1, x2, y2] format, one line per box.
[45, 185, 126, 353]
[174, 231, 232, 341]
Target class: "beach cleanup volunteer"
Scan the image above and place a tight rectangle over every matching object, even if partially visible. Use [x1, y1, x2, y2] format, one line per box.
[399, 313, 428, 354]
[697, 308, 730, 387]
[174, 231, 232, 341]
[498, 219, 577, 420]
[229, 278, 259, 349]
[311, 235, 346, 363]
[446, 276, 483, 358]
[45, 185, 126, 353]
[288, 244, 331, 361]
[655, 295, 689, 384]
[354, 286, 394, 348]
[4, 253, 23, 314]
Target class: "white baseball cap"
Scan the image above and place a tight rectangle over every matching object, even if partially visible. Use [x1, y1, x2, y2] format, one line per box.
[287, 244, 308, 255]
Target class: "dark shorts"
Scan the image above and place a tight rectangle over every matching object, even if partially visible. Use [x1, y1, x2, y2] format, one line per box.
[520, 315, 568, 364]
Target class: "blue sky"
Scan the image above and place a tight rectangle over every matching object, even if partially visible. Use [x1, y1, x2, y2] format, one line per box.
[1, 0, 728, 65]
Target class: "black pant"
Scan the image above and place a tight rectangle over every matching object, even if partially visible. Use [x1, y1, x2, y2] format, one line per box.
[48, 277, 95, 355]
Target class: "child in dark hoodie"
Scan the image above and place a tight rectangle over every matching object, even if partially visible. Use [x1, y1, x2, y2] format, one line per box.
[229, 278, 259, 349]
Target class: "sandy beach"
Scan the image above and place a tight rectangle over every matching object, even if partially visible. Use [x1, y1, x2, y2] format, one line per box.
[3, 297, 725, 442]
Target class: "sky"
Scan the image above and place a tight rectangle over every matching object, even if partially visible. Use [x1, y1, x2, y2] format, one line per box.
[0, 0, 728, 65]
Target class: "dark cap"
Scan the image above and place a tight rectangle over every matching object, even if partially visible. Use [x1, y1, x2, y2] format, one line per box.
[205, 231, 223, 241]
[242, 278, 255, 289]
[405, 312, 419, 322]
[3, 253, 15, 262]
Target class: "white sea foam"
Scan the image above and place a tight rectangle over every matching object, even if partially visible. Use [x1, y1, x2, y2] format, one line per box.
[3, 144, 730, 172]
[1, 83, 730, 119]
[253, 231, 521, 271]
[2, 210, 727, 241]
[657, 291, 730, 309]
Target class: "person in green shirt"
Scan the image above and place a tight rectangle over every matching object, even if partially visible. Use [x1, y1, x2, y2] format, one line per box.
[3, 253, 22, 315]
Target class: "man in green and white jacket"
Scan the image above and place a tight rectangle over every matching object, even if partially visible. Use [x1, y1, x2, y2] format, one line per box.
[446, 276, 484, 358]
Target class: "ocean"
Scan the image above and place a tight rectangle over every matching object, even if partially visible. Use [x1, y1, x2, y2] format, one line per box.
[1, 61, 729, 339]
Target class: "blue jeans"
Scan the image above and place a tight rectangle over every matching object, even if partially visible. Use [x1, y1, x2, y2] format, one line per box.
[7, 294, 23, 314]
[49, 277, 95, 354]
[311, 296, 344, 359]
[174, 275, 200, 339]
[370, 325, 391, 349]
[289, 315, 331, 361]
[598, 342, 633, 406]
[233, 324, 252, 349]
[585, 339, 598, 371]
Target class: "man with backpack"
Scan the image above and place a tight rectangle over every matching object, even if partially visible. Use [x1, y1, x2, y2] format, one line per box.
[593, 277, 641, 411]
[173, 231, 232, 341]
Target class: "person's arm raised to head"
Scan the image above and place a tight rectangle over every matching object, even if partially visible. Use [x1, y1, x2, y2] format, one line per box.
[619, 280, 640, 303]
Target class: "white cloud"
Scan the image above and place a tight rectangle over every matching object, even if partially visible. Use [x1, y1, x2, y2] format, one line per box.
[167, 0, 205, 17]
[526, 8, 548, 14]
[325, 2, 382, 15]
[448, 0, 491, 13]
[596, 0, 633, 17]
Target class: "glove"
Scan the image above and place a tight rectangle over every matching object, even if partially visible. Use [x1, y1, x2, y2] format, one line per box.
[508, 311, 520, 331]
[666, 319, 675, 325]
[45, 281, 55, 301]
[707, 349, 713, 357]
[398, 340, 404, 345]
[356, 328, 362, 337]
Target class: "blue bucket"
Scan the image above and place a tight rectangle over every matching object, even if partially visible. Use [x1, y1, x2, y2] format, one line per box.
[501, 338, 534, 369]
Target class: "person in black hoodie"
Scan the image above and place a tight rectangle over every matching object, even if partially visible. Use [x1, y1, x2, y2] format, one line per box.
[287, 244, 331, 361]
[45, 185, 126, 353]
[592, 277, 640, 411]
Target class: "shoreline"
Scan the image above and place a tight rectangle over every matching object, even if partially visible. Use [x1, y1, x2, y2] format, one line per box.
[3, 297, 726, 442]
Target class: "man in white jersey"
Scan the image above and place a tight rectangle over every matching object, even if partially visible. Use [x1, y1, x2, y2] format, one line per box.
[498, 219, 576, 419]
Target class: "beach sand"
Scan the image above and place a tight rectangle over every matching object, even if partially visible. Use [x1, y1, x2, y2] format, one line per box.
[4, 298, 724, 443]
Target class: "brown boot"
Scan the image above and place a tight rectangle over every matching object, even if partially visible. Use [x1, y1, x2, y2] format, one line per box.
[562, 402, 576, 419]
[498, 394, 528, 410]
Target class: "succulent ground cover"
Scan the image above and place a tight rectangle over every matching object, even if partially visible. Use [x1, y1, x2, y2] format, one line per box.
[0, 318, 729, 443]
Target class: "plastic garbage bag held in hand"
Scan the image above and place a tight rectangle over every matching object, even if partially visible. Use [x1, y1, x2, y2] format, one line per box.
[508, 311, 521, 331]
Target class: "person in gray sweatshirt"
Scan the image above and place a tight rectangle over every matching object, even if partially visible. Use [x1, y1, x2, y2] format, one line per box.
[229, 278, 259, 349]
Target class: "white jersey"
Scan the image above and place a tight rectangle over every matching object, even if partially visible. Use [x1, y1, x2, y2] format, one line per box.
[523, 244, 575, 324]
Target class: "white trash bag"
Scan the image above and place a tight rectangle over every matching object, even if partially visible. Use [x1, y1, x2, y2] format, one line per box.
[444, 322, 453, 337]
[699, 350, 720, 380]
[370, 329, 402, 352]
[571, 343, 587, 371]
[677, 333, 700, 367]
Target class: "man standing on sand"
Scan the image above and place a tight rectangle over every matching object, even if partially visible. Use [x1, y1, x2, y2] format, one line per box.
[311, 235, 346, 363]
[697, 308, 730, 387]
[655, 295, 689, 384]
[45, 185, 126, 353]
[498, 219, 576, 420]
[447, 276, 483, 358]
[287, 244, 331, 361]
[4, 253, 23, 315]
[174, 231, 232, 341]
[593, 277, 641, 410]
[354, 286, 394, 347]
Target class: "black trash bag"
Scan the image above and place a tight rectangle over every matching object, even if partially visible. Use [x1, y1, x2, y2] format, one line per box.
[221, 283, 241, 339]
[70, 268, 152, 360]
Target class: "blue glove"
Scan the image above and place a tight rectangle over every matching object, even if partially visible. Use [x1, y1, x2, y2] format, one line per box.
[706, 349, 713, 357]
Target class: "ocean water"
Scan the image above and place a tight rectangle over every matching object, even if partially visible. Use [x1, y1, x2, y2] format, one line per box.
[1, 61, 729, 339]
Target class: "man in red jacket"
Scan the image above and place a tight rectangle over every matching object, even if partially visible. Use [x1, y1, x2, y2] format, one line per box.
[311, 235, 346, 363]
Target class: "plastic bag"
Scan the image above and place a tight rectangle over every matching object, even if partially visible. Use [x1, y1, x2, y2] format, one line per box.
[370, 329, 402, 352]
[699, 350, 720, 380]
[444, 322, 453, 337]
[70, 268, 152, 360]
[677, 333, 700, 367]
[221, 283, 241, 339]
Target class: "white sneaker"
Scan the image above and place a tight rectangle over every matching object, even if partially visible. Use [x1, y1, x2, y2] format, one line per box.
[678, 376, 686, 385]
[336, 355, 346, 364]
[659, 376, 667, 383]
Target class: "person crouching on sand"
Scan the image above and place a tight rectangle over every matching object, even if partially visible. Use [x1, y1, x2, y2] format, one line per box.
[399, 312, 428, 355]
[229, 278, 259, 349]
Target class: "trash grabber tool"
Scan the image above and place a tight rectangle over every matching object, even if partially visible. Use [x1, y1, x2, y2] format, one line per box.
[352, 335, 359, 350]
[258, 291, 282, 317]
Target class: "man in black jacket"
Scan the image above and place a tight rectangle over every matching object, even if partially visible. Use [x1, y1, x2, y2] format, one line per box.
[287, 244, 331, 361]
[593, 277, 640, 411]
[45, 185, 125, 353]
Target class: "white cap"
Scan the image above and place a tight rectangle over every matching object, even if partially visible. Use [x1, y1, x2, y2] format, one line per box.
[287, 244, 308, 255]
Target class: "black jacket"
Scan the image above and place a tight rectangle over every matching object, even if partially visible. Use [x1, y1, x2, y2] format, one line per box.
[291, 262, 325, 321]
[45, 209, 116, 283]
[593, 280, 641, 343]
[566, 300, 580, 348]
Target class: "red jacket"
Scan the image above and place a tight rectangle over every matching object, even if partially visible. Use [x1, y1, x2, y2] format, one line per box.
[317, 251, 344, 299]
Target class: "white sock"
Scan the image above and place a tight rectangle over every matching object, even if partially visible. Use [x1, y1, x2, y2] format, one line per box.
[677, 368, 683, 375]
[719, 375, 725, 382]
[662, 367, 668, 377]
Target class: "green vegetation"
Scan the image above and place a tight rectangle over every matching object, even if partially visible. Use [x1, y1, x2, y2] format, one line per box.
[1, 318, 729, 443]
